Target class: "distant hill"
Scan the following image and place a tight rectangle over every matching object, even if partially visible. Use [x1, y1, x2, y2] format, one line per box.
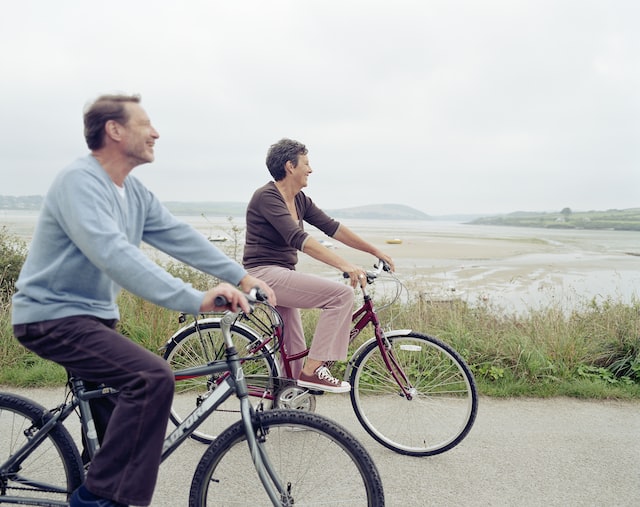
[165, 202, 431, 220]
[0, 195, 43, 210]
[4, 195, 636, 228]
[162, 201, 248, 217]
[326, 204, 430, 220]
[0, 195, 430, 220]
[470, 208, 640, 231]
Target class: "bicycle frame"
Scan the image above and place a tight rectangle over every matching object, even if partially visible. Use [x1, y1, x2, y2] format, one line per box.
[246, 270, 415, 398]
[166, 262, 417, 415]
[344, 294, 415, 399]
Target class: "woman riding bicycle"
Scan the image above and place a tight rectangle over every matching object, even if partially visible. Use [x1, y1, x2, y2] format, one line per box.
[242, 138, 394, 393]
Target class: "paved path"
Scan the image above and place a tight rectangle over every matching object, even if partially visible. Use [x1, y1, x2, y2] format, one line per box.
[5, 388, 639, 506]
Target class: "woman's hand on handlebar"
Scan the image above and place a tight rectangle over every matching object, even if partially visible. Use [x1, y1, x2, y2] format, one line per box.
[200, 283, 252, 314]
[343, 264, 368, 289]
[375, 253, 395, 273]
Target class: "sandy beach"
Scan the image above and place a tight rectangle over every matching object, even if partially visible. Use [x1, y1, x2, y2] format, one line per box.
[2, 211, 639, 314]
[295, 219, 640, 314]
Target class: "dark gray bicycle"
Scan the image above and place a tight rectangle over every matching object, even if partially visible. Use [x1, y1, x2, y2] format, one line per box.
[0, 290, 384, 506]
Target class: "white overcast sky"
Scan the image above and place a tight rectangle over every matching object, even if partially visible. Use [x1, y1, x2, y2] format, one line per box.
[1, 0, 638, 215]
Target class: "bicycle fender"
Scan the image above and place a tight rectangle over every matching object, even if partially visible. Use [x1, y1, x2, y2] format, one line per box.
[345, 329, 413, 379]
[161, 317, 262, 350]
[162, 317, 219, 349]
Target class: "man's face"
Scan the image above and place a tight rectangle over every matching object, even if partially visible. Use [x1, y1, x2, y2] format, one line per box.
[121, 103, 159, 164]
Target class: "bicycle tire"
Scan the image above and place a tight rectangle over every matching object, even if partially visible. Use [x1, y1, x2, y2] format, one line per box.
[0, 392, 84, 505]
[189, 409, 384, 506]
[164, 319, 278, 443]
[349, 332, 478, 456]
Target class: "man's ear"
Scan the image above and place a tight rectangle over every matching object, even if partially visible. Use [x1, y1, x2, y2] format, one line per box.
[105, 120, 122, 141]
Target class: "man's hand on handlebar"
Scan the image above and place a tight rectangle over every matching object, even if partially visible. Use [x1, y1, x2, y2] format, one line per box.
[200, 283, 252, 314]
[238, 274, 277, 306]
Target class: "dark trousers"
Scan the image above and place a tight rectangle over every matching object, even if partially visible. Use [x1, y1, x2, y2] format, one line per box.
[14, 315, 174, 506]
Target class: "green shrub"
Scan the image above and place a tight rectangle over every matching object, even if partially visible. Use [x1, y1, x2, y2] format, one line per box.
[0, 226, 27, 302]
[163, 260, 220, 291]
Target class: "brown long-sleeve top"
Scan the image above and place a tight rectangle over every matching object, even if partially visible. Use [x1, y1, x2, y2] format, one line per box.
[242, 181, 340, 270]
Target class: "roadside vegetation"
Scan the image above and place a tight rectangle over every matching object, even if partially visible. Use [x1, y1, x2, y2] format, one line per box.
[1, 226, 638, 398]
[470, 207, 640, 232]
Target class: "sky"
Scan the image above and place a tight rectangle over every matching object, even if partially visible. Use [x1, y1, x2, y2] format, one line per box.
[1, 0, 638, 216]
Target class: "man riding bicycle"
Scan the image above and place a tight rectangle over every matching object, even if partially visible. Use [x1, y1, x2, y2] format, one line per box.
[11, 94, 275, 507]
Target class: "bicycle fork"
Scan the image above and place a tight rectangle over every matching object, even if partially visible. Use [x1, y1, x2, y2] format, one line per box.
[238, 396, 293, 506]
[221, 311, 291, 506]
[347, 329, 416, 400]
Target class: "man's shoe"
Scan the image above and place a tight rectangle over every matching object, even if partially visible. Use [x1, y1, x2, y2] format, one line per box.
[298, 365, 351, 393]
[69, 485, 128, 507]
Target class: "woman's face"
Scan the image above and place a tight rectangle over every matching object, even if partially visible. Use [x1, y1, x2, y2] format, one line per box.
[289, 154, 312, 188]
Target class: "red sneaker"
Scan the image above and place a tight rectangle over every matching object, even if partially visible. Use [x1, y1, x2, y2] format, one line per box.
[298, 365, 350, 393]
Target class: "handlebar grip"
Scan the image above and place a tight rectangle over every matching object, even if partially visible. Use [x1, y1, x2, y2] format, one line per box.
[214, 295, 228, 307]
[344, 271, 372, 284]
[253, 287, 268, 302]
[214, 287, 266, 309]
[374, 260, 391, 272]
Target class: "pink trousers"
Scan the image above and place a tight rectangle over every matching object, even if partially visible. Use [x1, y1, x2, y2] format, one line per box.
[247, 265, 353, 379]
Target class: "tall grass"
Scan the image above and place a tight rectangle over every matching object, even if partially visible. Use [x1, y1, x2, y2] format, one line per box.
[1, 224, 638, 397]
[390, 294, 640, 398]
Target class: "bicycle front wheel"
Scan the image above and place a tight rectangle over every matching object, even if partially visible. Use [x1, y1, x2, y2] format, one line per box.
[0, 392, 84, 504]
[164, 319, 278, 443]
[189, 409, 385, 506]
[350, 332, 478, 456]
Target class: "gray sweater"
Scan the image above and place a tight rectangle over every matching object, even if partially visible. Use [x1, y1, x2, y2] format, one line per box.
[12, 155, 246, 324]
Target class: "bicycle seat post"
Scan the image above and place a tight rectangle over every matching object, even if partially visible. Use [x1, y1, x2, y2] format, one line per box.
[70, 377, 101, 459]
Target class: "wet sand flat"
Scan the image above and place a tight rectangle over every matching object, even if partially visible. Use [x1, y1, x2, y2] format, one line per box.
[3, 212, 638, 313]
[297, 220, 640, 313]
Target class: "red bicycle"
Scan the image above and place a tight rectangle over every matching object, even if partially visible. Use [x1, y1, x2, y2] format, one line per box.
[163, 260, 478, 457]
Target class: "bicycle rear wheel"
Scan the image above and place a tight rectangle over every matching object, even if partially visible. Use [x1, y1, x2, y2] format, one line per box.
[349, 332, 478, 456]
[0, 392, 84, 504]
[189, 409, 384, 506]
[164, 319, 278, 443]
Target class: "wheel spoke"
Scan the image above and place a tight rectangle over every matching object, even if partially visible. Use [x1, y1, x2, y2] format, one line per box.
[350, 334, 478, 456]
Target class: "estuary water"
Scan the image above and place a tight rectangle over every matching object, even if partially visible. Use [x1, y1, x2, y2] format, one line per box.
[2, 210, 639, 314]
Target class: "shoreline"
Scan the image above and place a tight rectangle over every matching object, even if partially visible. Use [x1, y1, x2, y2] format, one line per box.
[3, 213, 639, 313]
[296, 220, 640, 313]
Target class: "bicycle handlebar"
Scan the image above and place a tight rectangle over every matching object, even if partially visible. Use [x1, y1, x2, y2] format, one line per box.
[213, 286, 268, 310]
[342, 259, 392, 283]
[374, 259, 392, 273]
[215, 260, 390, 309]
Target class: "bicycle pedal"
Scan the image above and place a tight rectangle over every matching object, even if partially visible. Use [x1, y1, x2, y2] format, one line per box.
[305, 389, 325, 396]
